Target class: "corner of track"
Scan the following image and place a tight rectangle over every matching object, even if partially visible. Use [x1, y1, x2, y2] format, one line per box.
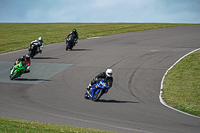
[159, 48, 200, 119]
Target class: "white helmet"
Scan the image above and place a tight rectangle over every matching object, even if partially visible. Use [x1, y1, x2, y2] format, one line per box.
[106, 69, 113, 77]
[38, 37, 42, 41]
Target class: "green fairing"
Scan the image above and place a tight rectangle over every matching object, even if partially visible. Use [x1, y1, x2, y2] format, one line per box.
[13, 62, 26, 75]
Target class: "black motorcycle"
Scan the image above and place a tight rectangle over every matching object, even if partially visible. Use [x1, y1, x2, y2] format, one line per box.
[65, 35, 75, 51]
[28, 43, 38, 58]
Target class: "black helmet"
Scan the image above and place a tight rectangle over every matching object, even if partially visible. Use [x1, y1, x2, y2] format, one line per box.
[72, 29, 76, 32]
[25, 54, 30, 61]
[16, 58, 21, 61]
[21, 58, 25, 61]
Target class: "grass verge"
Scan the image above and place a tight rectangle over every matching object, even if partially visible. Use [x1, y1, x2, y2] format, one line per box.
[0, 23, 193, 54]
[162, 50, 200, 116]
[0, 117, 115, 133]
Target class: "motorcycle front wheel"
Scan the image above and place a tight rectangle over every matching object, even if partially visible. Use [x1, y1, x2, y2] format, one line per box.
[10, 71, 19, 80]
[66, 45, 69, 51]
[28, 50, 34, 58]
[92, 89, 103, 102]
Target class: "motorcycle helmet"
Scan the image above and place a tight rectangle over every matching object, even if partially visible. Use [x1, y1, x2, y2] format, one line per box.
[16, 58, 21, 61]
[106, 69, 113, 77]
[72, 29, 76, 33]
[21, 58, 25, 61]
[25, 54, 30, 61]
[38, 37, 43, 42]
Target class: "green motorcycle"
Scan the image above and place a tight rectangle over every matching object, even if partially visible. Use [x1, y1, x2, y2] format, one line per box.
[10, 61, 26, 80]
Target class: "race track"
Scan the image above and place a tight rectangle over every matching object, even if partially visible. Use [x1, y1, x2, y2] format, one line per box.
[0, 25, 200, 133]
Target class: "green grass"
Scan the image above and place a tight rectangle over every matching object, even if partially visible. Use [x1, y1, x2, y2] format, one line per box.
[0, 23, 193, 54]
[162, 50, 200, 116]
[0, 23, 199, 132]
[0, 117, 115, 133]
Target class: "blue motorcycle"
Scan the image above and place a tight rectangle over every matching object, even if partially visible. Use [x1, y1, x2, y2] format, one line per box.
[65, 35, 75, 51]
[84, 79, 108, 102]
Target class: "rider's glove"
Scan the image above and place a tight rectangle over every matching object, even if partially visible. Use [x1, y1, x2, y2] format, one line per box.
[91, 80, 96, 85]
[95, 78, 99, 82]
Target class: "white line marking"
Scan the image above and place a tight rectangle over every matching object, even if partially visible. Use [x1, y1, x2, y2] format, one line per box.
[87, 37, 100, 39]
[159, 48, 200, 119]
[0, 49, 27, 56]
[38, 110, 153, 133]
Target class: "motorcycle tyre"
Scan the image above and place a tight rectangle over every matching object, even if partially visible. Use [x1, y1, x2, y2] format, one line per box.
[29, 51, 35, 58]
[10, 71, 19, 80]
[69, 44, 73, 50]
[70, 43, 75, 50]
[92, 89, 103, 102]
[66, 45, 69, 51]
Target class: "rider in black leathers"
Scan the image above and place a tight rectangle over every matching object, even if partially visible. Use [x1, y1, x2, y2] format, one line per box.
[66, 29, 79, 46]
[10, 54, 31, 73]
[86, 69, 113, 93]
[29, 37, 44, 53]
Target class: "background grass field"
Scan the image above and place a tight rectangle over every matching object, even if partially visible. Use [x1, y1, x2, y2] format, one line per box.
[0, 23, 199, 132]
[0, 23, 192, 54]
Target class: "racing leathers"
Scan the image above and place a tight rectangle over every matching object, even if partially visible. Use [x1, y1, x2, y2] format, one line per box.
[87, 72, 113, 93]
[66, 29, 78, 45]
[24, 58, 31, 73]
[29, 37, 44, 53]
[11, 55, 31, 73]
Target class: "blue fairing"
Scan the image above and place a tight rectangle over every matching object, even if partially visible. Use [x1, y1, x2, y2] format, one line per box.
[67, 36, 74, 46]
[87, 79, 108, 100]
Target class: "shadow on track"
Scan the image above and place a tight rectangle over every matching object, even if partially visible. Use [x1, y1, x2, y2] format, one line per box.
[98, 99, 139, 103]
[14, 78, 51, 82]
[32, 57, 59, 59]
[70, 49, 92, 51]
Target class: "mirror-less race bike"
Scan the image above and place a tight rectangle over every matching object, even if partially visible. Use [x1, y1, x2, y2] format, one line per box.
[10, 62, 26, 80]
[84, 79, 108, 102]
[66, 35, 75, 51]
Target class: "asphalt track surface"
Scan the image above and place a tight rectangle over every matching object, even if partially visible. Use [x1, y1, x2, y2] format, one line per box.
[0, 25, 200, 133]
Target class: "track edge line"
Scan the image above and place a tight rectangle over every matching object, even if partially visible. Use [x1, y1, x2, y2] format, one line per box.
[159, 48, 200, 119]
